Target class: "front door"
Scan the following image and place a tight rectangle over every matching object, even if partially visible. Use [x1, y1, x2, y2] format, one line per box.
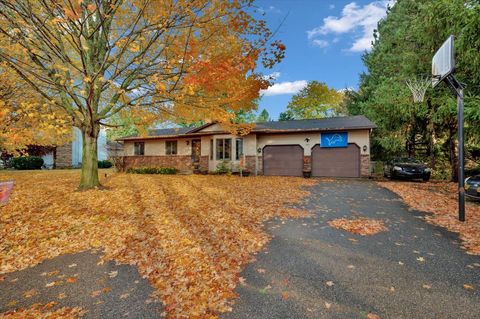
[191, 139, 201, 165]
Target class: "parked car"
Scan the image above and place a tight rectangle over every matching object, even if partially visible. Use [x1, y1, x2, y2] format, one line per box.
[465, 175, 480, 200]
[384, 157, 431, 181]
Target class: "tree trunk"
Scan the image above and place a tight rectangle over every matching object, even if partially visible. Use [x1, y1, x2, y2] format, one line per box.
[79, 125, 100, 189]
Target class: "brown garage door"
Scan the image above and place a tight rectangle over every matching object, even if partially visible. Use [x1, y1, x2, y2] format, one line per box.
[311, 144, 360, 177]
[263, 145, 303, 176]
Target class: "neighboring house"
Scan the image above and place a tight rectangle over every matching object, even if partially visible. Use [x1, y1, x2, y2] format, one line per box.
[42, 127, 108, 168]
[117, 115, 376, 177]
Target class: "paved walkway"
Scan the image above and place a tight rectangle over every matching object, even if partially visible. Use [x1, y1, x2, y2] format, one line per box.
[223, 180, 480, 319]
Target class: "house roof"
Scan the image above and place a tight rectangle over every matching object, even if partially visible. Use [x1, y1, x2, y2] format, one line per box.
[117, 115, 376, 141]
[252, 115, 376, 132]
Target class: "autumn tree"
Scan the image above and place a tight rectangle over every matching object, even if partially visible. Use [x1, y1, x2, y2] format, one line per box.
[0, 0, 284, 189]
[285, 81, 344, 119]
[0, 64, 70, 154]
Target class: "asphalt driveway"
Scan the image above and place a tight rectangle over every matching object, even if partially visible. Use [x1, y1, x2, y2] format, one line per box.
[223, 179, 480, 319]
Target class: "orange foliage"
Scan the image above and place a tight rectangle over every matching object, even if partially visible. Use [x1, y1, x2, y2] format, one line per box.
[0, 303, 84, 319]
[0, 65, 70, 153]
[0, 171, 314, 318]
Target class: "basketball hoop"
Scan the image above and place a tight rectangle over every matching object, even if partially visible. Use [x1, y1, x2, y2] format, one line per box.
[406, 76, 430, 103]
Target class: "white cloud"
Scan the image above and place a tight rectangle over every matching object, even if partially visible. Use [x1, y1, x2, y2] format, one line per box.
[312, 39, 329, 48]
[263, 71, 281, 80]
[329, 4, 335, 9]
[307, 1, 394, 52]
[260, 80, 308, 96]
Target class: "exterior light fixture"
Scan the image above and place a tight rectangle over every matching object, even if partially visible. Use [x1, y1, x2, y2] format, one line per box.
[363, 145, 368, 152]
[305, 137, 310, 143]
[186, 140, 190, 146]
[257, 147, 262, 154]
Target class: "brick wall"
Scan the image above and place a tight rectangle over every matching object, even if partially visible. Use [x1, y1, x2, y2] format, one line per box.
[303, 155, 311, 171]
[361, 154, 370, 177]
[56, 143, 72, 168]
[244, 156, 256, 173]
[123, 155, 193, 173]
[199, 156, 209, 171]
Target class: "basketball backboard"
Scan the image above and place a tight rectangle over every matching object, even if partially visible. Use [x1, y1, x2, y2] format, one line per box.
[432, 35, 455, 87]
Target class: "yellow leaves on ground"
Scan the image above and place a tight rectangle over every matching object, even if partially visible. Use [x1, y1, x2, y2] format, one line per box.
[0, 303, 84, 319]
[328, 218, 387, 236]
[378, 181, 480, 255]
[0, 171, 314, 318]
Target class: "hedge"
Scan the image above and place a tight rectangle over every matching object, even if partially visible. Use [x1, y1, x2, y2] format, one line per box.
[11, 156, 44, 170]
[126, 167, 178, 174]
[98, 160, 113, 168]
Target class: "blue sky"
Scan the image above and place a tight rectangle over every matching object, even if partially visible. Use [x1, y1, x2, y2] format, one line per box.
[253, 0, 394, 120]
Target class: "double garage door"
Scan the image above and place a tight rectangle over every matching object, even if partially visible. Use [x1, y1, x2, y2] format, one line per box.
[263, 144, 360, 177]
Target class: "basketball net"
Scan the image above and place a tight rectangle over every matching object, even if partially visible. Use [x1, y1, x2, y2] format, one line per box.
[406, 76, 431, 103]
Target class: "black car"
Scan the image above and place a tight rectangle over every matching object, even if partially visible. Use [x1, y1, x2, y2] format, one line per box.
[465, 175, 480, 199]
[384, 157, 431, 181]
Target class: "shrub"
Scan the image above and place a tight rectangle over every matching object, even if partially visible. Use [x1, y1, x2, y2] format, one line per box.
[215, 160, 231, 174]
[98, 160, 113, 168]
[11, 156, 44, 170]
[126, 167, 178, 174]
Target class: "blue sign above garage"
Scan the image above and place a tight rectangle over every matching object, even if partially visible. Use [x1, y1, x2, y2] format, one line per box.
[320, 132, 348, 148]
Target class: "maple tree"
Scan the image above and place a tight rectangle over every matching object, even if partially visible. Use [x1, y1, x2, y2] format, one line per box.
[0, 170, 314, 318]
[0, 0, 284, 189]
[0, 65, 70, 154]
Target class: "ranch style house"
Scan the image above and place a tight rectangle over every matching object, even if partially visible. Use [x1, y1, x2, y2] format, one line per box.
[117, 115, 376, 177]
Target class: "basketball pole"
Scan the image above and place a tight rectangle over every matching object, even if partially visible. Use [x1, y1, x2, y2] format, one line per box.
[445, 75, 465, 221]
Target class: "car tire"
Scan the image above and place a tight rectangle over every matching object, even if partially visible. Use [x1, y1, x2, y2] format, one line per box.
[422, 175, 430, 182]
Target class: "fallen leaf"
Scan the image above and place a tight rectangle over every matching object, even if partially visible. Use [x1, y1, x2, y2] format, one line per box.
[281, 292, 289, 300]
[23, 289, 38, 298]
[58, 293, 67, 299]
[325, 302, 332, 309]
[259, 285, 272, 294]
[367, 314, 381, 319]
[66, 277, 77, 283]
[68, 263, 77, 268]
[90, 290, 102, 298]
[120, 293, 130, 299]
[463, 284, 474, 290]
[416, 257, 425, 262]
[257, 268, 266, 274]
[326, 281, 335, 287]
[422, 284, 432, 289]
[7, 300, 18, 307]
[108, 271, 118, 278]
[238, 277, 247, 286]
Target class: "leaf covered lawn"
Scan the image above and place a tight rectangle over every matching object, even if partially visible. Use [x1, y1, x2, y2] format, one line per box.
[0, 171, 315, 318]
[378, 181, 480, 255]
